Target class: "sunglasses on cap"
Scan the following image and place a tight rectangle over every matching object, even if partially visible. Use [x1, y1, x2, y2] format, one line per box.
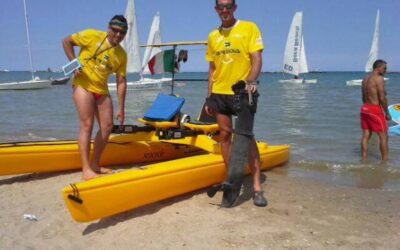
[110, 26, 127, 35]
[216, 3, 235, 10]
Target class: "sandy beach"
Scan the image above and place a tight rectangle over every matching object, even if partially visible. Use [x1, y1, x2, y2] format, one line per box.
[0, 165, 399, 250]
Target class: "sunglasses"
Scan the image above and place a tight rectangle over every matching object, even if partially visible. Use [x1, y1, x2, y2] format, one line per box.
[110, 27, 127, 35]
[216, 3, 234, 10]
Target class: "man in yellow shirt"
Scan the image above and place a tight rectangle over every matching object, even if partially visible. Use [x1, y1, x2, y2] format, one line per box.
[63, 15, 128, 180]
[205, 0, 267, 207]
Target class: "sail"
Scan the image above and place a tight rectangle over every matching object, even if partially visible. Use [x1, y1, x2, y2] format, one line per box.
[298, 36, 309, 74]
[122, 0, 142, 73]
[365, 10, 380, 72]
[142, 12, 162, 74]
[283, 12, 304, 76]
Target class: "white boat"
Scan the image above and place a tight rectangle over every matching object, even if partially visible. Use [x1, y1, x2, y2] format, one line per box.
[108, 1, 170, 91]
[0, 0, 51, 90]
[278, 12, 317, 84]
[346, 10, 388, 86]
[346, 77, 388, 86]
[0, 78, 51, 90]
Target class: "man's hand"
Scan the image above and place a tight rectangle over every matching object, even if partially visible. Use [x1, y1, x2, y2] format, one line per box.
[116, 109, 125, 125]
[386, 113, 392, 121]
[73, 68, 82, 77]
[245, 80, 257, 93]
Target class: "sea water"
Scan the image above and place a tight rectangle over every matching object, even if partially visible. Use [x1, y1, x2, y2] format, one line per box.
[1, 71, 399, 191]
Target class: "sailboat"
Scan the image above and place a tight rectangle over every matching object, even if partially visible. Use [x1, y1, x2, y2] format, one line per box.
[141, 12, 172, 84]
[278, 12, 317, 84]
[346, 10, 388, 86]
[0, 0, 51, 90]
[108, 0, 170, 91]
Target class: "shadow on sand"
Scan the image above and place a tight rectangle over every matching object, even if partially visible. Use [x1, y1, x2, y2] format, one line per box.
[82, 190, 202, 235]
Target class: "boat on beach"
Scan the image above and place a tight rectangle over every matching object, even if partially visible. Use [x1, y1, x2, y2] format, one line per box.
[0, 96, 290, 222]
[0, 115, 290, 222]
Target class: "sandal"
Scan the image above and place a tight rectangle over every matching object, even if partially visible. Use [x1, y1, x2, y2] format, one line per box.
[253, 191, 268, 207]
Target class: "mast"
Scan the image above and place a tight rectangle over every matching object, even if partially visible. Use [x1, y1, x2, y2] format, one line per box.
[23, 0, 35, 80]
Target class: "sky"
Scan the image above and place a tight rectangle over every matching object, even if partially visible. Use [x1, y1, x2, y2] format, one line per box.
[0, 0, 399, 72]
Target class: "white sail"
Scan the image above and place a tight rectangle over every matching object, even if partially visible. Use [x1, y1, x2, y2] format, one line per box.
[108, 5, 169, 91]
[365, 10, 380, 72]
[142, 12, 162, 74]
[283, 12, 304, 76]
[122, 0, 142, 73]
[299, 36, 309, 74]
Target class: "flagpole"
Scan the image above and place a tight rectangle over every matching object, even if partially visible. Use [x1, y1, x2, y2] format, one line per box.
[170, 45, 176, 96]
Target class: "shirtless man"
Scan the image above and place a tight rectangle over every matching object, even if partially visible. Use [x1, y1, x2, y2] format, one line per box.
[360, 59, 390, 161]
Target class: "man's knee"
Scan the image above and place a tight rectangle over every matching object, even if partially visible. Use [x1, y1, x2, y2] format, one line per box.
[219, 129, 233, 143]
[102, 122, 114, 134]
[81, 119, 94, 131]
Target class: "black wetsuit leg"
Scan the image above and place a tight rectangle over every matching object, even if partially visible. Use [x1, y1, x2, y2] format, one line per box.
[207, 81, 259, 207]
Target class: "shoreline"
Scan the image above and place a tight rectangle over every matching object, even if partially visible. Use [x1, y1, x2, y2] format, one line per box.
[0, 167, 399, 249]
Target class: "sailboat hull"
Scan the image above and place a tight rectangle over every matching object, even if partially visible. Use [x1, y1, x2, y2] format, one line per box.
[346, 77, 389, 86]
[278, 79, 317, 84]
[108, 77, 172, 91]
[0, 79, 51, 90]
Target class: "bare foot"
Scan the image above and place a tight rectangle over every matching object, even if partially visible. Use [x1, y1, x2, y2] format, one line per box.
[92, 166, 113, 174]
[82, 168, 99, 180]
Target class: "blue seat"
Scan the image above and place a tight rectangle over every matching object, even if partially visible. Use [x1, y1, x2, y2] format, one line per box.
[143, 93, 185, 121]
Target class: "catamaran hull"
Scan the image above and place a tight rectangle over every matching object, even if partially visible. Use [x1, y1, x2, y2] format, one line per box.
[0, 136, 199, 176]
[62, 142, 290, 222]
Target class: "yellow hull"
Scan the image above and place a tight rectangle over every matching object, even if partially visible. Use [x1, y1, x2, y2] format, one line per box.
[0, 134, 199, 176]
[62, 142, 290, 222]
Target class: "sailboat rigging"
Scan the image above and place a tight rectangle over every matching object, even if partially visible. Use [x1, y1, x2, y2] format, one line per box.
[0, 0, 51, 90]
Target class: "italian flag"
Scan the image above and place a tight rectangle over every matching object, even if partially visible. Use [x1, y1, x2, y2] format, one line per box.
[147, 49, 175, 74]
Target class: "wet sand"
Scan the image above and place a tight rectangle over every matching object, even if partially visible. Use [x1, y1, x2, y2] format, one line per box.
[0, 167, 399, 249]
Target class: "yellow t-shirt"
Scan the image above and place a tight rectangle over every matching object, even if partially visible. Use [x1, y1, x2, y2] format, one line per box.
[71, 29, 127, 95]
[206, 20, 264, 95]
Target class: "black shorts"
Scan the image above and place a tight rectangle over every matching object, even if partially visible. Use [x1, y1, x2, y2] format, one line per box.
[206, 93, 236, 116]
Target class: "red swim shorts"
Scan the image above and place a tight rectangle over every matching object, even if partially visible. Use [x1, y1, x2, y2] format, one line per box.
[360, 104, 388, 132]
